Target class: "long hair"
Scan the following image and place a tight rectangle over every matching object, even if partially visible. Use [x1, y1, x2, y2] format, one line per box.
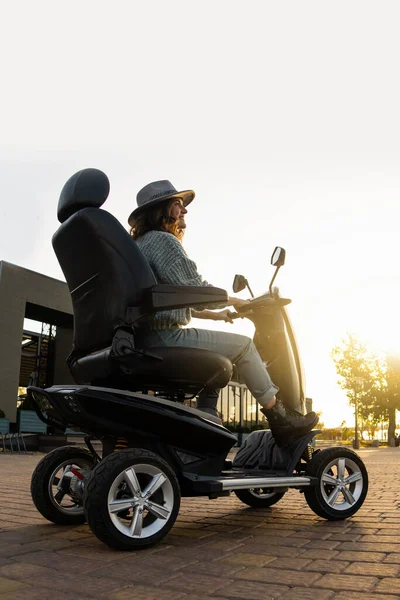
[129, 199, 184, 241]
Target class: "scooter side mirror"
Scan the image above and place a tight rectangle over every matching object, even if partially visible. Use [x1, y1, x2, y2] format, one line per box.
[232, 274, 247, 293]
[271, 247, 286, 267]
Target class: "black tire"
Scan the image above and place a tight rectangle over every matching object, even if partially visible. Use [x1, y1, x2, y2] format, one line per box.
[84, 448, 181, 551]
[234, 488, 286, 508]
[31, 446, 95, 525]
[304, 447, 368, 520]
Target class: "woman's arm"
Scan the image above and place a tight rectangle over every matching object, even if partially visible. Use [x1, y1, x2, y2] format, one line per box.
[153, 233, 250, 310]
[191, 309, 235, 323]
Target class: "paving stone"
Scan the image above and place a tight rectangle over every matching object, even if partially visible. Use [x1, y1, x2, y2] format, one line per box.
[344, 561, 400, 577]
[256, 523, 306, 532]
[252, 536, 310, 548]
[0, 576, 28, 594]
[300, 549, 339, 560]
[333, 594, 400, 600]
[345, 528, 379, 535]
[0, 531, 46, 545]
[178, 596, 214, 600]
[106, 585, 187, 600]
[0, 562, 48, 579]
[0, 544, 23, 557]
[313, 573, 378, 591]
[13, 549, 107, 573]
[327, 533, 362, 542]
[384, 554, 400, 564]
[361, 535, 400, 544]
[116, 551, 199, 571]
[212, 579, 288, 599]
[15, 570, 129, 597]
[217, 552, 276, 567]
[201, 539, 246, 552]
[183, 560, 244, 577]
[249, 528, 294, 538]
[266, 557, 312, 571]
[162, 572, 232, 594]
[58, 543, 124, 562]
[303, 559, 349, 573]
[334, 551, 385, 563]
[166, 527, 217, 539]
[155, 546, 228, 562]
[287, 529, 332, 540]
[375, 578, 400, 594]
[7, 537, 75, 554]
[243, 544, 306, 558]
[5, 587, 94, 600]
[234, 566, 322, 586]
[365, 523, 400, 530]
[279, 588, 335, 600]
[377, 529, 400, 536]
[88, 562, 180, 585]
[303, 539, 341, 550]
[53, 529, 94, 541]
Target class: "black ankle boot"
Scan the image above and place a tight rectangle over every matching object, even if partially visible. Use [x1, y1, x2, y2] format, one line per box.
[196, 390, 222, 424]
[261, 401, 318, 446]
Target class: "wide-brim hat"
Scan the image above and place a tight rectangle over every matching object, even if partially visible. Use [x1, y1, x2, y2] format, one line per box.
[128, 180, 195, 226]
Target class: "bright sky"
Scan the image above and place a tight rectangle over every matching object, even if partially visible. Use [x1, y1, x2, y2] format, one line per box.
[1, 1, 400, 427]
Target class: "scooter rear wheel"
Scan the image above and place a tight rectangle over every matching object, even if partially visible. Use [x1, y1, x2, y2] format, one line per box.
[304, 447, 368, 520]
[84, 448, 180, 550]
[234, 488, 286, 508]
[31, 446, 95, 525]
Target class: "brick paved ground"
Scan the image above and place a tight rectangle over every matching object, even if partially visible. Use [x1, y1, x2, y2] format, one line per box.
[1, 447, 400, 599]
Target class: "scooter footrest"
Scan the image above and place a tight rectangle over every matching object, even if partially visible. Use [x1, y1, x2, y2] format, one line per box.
[232, 429, 320, 475]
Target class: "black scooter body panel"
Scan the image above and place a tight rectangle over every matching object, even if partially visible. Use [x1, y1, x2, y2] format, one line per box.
[30, 385, 237, 459]
[29, 385, 318, 493]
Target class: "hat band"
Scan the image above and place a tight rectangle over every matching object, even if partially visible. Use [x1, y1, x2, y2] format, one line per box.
[147, 190, 177, 202]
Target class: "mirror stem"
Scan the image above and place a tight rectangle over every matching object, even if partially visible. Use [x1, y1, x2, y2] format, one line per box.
[268, 267, 281, 295]
[245, 280, 254, 298]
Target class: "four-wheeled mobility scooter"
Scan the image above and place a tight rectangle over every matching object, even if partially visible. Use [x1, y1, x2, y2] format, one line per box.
[29, 168, 368, 550]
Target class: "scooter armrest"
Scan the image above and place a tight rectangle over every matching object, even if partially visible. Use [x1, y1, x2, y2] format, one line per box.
[125, 285, 228, 325]
[147, 284, 228, 310]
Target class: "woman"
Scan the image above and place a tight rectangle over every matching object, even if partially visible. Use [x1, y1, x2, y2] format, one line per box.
[128, 180, 318, 444]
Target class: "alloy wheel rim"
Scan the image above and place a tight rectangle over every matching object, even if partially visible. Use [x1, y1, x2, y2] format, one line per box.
[108, 463, 174, 539]
[49, 458, 92, 515]
[320, 457, 363, 510]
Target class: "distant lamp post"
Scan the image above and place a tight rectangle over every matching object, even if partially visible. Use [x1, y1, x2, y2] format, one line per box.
[353, 377, 364, 450]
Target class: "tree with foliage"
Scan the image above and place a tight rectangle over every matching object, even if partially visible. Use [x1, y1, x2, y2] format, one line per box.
[332, 333, 400, 444]
[331, 333, 383, 441]
[376, 356, 400, 444]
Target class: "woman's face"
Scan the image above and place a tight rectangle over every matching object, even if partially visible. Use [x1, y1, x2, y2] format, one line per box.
[169, 198, 187, 229]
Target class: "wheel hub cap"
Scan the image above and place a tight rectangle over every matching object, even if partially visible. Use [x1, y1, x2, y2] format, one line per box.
[108, 464, 174, 539]
[320, 456, 363, 510]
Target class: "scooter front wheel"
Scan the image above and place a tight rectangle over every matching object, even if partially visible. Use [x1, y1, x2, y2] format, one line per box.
[304, 447, 368, 520]
[234, 488, 286, 508]
[84, 448, 180, 550]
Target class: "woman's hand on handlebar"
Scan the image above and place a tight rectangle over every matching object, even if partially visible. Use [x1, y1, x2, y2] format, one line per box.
[213, 309, 237, 324]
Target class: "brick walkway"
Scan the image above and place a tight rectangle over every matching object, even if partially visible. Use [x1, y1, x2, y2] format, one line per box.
[0, 447, 400, 599]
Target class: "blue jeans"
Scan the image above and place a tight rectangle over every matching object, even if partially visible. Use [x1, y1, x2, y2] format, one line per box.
[142, 328, 279, 406]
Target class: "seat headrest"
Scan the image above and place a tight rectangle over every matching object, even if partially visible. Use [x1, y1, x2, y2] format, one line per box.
[57, 168, 110, 223]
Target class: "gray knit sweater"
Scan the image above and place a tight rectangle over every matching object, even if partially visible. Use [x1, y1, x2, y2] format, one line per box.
[136, 230, 219, 330]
